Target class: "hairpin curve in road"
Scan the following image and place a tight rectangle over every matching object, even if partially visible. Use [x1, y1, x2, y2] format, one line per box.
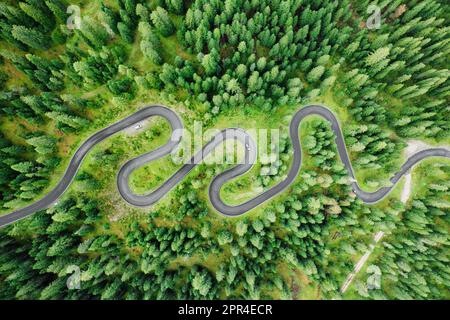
[0, 104, 449, 227]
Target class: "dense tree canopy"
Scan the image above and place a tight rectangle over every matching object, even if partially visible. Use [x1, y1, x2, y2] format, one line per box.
[0, 0, 448, 300]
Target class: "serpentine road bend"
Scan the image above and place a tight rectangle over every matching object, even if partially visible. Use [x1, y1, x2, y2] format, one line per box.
[0, 104, 449, 227]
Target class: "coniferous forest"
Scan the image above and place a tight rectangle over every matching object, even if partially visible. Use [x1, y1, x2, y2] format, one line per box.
[0, 0, 449, 300]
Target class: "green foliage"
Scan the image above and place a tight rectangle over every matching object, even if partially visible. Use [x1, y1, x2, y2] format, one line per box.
[139, 22, 163, 65]
[151, 7, 175, 37]
[11, 25, 51, 50]
[0, 0, 448, 302]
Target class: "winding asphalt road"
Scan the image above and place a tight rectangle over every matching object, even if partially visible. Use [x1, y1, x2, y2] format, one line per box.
[0, 104, 449, 227]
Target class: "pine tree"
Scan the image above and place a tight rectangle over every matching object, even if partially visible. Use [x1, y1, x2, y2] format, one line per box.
[365, 47, 390, 66]
[19, 1, 54, 31]
[306, 65, 325, 83]
[45, 0, 67, 22]
[201, 49, 219, 76]
[26, 135, 57, 155]
[78, 17, 109, 49]
[11, 25, 51, 50]
[117, 22, 134, 43]
[139, 22, 163, 64]
[217, 230, 233, 245]
[151, 7, 175, 37]
[101, 4, 120, 34]
[166, 0, 184, 15]
[136, 4, 150, 22]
